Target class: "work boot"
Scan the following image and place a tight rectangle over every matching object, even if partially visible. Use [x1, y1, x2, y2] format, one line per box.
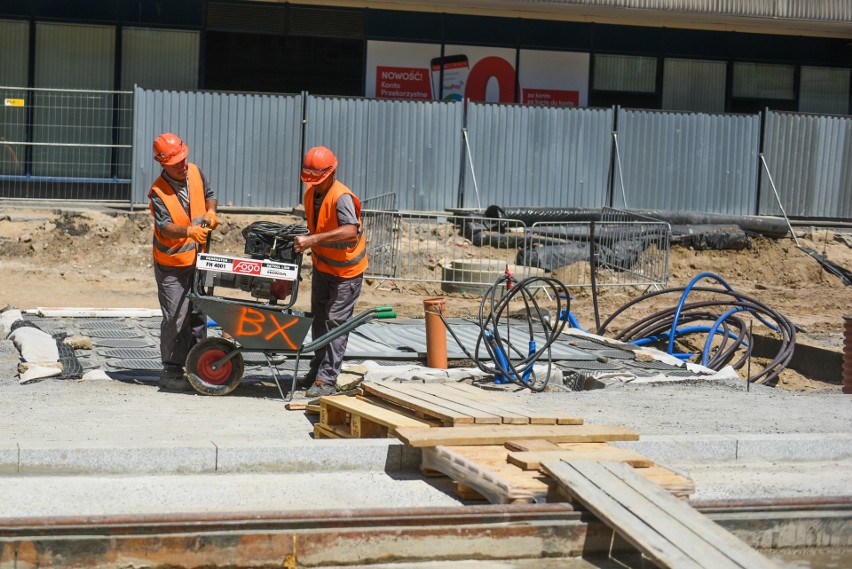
[305, 380, 336, 398]
[158, 365, 192, 393]
[296, 374, 316, 390]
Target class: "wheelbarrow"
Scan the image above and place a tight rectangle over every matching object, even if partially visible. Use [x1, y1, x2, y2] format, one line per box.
[185, 221, 395, 400]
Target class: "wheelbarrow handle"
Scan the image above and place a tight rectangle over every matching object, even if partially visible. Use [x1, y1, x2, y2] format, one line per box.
[299, 306, 395, 354]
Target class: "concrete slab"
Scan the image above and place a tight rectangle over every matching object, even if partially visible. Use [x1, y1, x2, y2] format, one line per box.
[0, 442, 18, 474]
[614, 435, 739, 463]
[735, 433, 852, 462]
[214, 439, 421, 474]
[18, 441, 217, 474]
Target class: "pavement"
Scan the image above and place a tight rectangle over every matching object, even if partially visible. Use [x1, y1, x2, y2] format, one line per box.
[0, 313, 850, 519]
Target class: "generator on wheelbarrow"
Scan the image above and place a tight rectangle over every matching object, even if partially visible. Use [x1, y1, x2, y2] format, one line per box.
[185, 221, 395, 400]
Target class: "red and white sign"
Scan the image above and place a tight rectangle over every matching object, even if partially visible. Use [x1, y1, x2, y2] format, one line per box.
[197, 254, 298, 281]
[366, 41, 590, 107]
[375, 66, 432, 100]
[522, 88, 580, 107]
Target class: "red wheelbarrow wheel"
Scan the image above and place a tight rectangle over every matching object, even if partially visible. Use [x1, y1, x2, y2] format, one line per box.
[186, 337, 244, 396]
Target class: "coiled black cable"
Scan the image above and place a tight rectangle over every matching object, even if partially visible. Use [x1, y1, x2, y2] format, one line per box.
[597, 283, 797, 385]
[440, 274, 571, 391]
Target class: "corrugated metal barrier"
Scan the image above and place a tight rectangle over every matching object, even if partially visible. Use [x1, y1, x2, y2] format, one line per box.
[3, 86, 849, 221]
[304, 95, 464, 211]
[131, 87, 303, 209]
[760, 110, 852, 220]
[615, 109, 760, 215]
[464, 103, 614, 210]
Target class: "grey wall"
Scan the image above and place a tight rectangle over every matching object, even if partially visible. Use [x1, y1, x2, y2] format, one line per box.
[131, 87, 849, 220]
[761, 111, 852, 219]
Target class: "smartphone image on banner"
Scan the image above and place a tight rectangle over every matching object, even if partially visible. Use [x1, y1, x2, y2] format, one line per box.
[431, 55, 469, 101]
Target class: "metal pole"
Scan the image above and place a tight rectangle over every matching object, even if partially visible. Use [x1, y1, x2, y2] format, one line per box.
[759, 153, 800, 248]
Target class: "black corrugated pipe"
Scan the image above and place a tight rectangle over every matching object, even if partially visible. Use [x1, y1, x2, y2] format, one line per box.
[484, 206, 790, 238]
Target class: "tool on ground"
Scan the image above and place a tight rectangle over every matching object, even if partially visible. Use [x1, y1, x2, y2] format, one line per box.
[186, 220, 395, 400]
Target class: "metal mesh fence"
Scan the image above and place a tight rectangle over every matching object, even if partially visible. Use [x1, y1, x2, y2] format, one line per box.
[1, 86, 133, 201]
[519, 208, 670, 289]
[362, 211, 534, 293]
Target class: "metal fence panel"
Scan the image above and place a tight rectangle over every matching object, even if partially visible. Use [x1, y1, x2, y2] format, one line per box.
[362, 212, 534, 292]
[760, 111, 852, 220]
[519, 208, 670, 289]
[305, 96, 463, 211]
[132, 87, 303, 208]
[615, 109, 760, 215]
[0, 86, 132, 200]
[464, 103, 613, 210]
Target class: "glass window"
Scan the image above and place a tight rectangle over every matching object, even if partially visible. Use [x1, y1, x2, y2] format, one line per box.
[662, 58, 726, 113]
[799, 66, 850, 115]
[593, 54, 657, 93]
[732, 62, 794, 100]
[121, 27, 199, 91]
[34, 22, 115, 178]
[0, 19, 29, 176]
[0, 19, 29, 86]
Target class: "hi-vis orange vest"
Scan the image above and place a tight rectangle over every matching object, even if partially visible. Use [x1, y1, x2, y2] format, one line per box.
[148, 164, 206, 267]
[305, 180, 368, 278]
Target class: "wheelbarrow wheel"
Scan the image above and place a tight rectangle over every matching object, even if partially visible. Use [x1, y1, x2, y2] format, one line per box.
[186, 337, 244, 396]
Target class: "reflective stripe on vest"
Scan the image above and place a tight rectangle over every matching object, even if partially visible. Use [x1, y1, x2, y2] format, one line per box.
[148, 164, 206, 267]
[304, 180, 368, 278]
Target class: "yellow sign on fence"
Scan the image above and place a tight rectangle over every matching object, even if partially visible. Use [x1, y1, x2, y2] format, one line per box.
[4, 99, 25, 107]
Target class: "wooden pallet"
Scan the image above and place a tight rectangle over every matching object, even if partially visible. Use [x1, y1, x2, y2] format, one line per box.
[420, 443, 694, 504]
[542, 461, 776, 569]
[316, 395, 432, 439]
[359, 381, 584, 426]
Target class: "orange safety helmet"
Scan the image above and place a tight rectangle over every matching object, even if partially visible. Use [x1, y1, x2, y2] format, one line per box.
[153, 132, 189, 166]
[301, 146, 338, 184]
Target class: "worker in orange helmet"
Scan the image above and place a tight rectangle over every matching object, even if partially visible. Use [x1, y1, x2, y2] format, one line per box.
[293, 146, 368, 397]
[148, 132, 218, 392]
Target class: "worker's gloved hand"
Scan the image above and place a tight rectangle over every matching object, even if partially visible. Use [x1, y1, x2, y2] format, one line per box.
[202, 211, 219, 230]
[187, 224, 212, 245]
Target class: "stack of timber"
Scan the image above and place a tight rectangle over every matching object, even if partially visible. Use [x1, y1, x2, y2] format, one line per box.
[310, 381, 694, 505]
[312, 381, 583, 439]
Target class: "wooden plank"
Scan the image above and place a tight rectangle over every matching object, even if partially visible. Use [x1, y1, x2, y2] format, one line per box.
[544, 460, 778, 569]
[421, 445, 548, 504]
[541, 460, 706, 569]
[371, 382, 503, 425]
[505, 440, 563, 452]
[403, 383, 530, 424]
[360, 382, 478, 425]
[355, 395, 444, 427]
[508, 447, 655, 470]
[395, 424, 639, 448]
[322, 395, 432, 429]
[599, 461, 778, 569]
[313, 423, 346, 439]
[441, 382, 583, 425]
[285, 402, 308, 411]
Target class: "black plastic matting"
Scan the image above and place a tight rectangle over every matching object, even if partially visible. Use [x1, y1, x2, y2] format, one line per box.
[90, 338, 156, 348]
[75, 320, 133, 330]
[596, 349, 635, 361]
[85, 329, 145, 339]
[96, 348, 160, 359]
[556, 360, 623, 371]
[106, 359, 162, 370]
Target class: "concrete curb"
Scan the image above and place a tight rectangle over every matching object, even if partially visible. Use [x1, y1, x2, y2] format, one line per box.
[615, 433, 852, 463]
[0, 439, 422, 475]
[0, 433, 849, 475]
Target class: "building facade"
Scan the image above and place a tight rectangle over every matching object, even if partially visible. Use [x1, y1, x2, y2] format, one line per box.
[1, 0, 850, 114]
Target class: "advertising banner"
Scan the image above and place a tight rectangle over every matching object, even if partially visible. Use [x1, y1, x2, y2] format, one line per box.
[366, 41, 590, 107]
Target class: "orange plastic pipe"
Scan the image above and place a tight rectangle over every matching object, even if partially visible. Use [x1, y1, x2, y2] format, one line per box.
[423, 297, 448, 369]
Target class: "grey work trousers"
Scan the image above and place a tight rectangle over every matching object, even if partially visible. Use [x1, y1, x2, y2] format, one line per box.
[155, 263, 207, 369]
[307, 268, 363, 386]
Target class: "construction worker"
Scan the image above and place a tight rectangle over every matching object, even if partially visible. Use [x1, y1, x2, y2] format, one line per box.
[148, 132, 218, 392]
[293, 146, 368, 397]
